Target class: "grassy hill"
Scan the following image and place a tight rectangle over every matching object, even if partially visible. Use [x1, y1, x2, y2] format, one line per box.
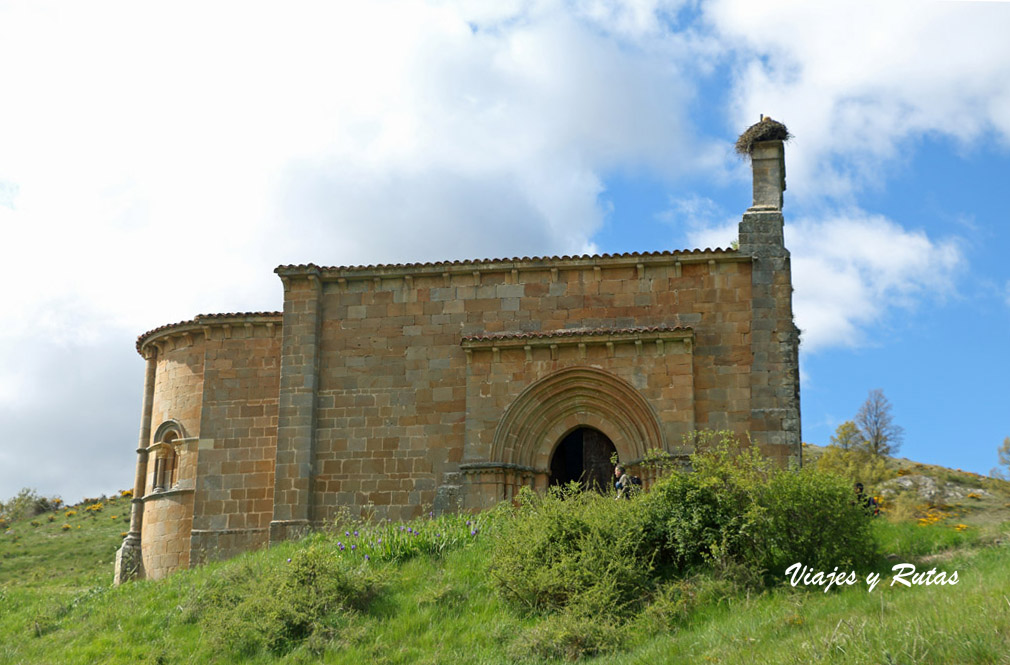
[2, 452, 1010, 665]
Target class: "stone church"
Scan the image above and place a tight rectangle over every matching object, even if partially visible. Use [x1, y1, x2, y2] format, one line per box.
[116, 123, 801, 582]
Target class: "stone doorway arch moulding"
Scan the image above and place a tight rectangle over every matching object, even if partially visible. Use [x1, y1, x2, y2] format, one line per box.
[460, 367, 666, 504]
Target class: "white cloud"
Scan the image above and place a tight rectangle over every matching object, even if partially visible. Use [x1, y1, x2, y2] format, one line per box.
[0, 1, 706, 499]
[684, 210, 963, 352]
[0, 0, 1005, 499]
[0, 2, 702, 342]
[704, 0, 1010, 199]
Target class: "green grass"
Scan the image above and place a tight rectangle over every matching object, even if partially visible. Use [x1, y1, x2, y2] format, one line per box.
[2, 489, 1010, 664]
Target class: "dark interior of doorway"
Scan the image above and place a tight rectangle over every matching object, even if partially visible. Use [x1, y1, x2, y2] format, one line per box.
[549, 427, 618, 492]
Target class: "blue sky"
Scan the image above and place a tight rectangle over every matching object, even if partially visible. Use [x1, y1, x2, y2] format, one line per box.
[1, 1, 1008, 502]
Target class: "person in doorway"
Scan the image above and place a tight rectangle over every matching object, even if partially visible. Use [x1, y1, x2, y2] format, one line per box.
[614, 464, 633, 499]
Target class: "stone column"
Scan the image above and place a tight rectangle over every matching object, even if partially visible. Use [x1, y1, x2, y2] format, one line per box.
[115, 347, 157, 584]
[270, 267, 323, 543]
[738, 139, 802, 464]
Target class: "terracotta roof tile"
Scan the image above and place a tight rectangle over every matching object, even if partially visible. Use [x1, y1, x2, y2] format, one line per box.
[462, 325, 691, 344]
[136, 312, 282, 353]
[275, 247, 734, 274]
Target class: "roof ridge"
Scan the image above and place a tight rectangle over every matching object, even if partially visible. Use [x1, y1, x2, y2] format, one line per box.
[275, 247, 734, 274]
[135, 311, 283, 352]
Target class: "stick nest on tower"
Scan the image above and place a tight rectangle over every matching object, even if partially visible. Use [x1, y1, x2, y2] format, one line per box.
[735, 117, 791, 157]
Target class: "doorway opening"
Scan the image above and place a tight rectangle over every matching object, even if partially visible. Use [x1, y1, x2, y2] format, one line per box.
[548, 427, 618, 492]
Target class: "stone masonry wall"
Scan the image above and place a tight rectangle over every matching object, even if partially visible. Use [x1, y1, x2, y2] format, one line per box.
[190, 324, 282, 564]
[289, 251, 756, 522]
[149, 343, 205, 460]
[140, 490, 193, 580]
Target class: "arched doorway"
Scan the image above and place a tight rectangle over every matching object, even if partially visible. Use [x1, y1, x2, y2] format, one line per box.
[549, 427, 617, 492]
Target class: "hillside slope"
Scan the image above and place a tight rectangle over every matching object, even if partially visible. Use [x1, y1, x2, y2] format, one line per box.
[2, 457, 1010, 665]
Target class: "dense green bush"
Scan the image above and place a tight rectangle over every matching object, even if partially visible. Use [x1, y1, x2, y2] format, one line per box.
[196, 543, 382, 656]
[815, 445, 890, 486]
[507, 609, 626, 661]
[489, 484, 652, 619]
[491, 431, 879, 629]
[639, 439, 771, 572]
[750, 465, 876, 574]
[642, 434, 877, 578]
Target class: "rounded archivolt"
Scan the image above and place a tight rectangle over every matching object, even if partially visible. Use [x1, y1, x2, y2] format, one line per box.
[491, 367, 665, 470]
[152, 419, 186, 444]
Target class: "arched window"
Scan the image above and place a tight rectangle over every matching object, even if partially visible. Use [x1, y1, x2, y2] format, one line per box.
[150, 420, 184, 493]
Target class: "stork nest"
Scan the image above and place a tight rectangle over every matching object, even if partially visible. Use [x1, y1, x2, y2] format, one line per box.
[735, 117, 791, 156]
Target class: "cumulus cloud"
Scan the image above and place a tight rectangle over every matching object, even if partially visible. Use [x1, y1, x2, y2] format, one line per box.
[683, 208, 963, 352]
[0, 1, 705, 498]
[0, 0, 1005, 499]
[704, 0, 1010, 199]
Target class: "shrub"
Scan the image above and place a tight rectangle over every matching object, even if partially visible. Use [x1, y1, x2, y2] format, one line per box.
[508, 609, 625, 661]
[748, 466, 876, 575]
[0, 488, 61, 522]
[199, 544, 381, 656]
[639, 435, 771, 572]
[489, 484, 652, 618]
[641, 432, 877, 581]
[492, 430, 879, 633]
[815, 446, 889, 486]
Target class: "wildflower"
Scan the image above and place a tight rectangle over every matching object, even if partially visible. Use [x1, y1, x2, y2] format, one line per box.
[377, 538, 382, 544]
[351, 544, 356, 550]
[471, 529, 478, 536]
[364, 554, 370, 561]
[466, 520, 471, 526]
[287, 558, 292, 563]
[353, 530, 359, 537]
[345, 531, 350, 536]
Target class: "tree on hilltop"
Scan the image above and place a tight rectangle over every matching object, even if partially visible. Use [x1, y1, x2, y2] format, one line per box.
[855, 389, 903, 458]
[993, 436, 1010, 480]
[830, 421, 865, 450]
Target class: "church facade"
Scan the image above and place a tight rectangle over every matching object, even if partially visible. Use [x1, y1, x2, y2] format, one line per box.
[115, 134, 800, 582]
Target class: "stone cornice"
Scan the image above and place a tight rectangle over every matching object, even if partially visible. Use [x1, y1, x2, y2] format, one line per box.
[275, 248, 747, 283]
[136, 312, 282, 356]
[462, 325, 693, 361]
[140, 487, 194, 501]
